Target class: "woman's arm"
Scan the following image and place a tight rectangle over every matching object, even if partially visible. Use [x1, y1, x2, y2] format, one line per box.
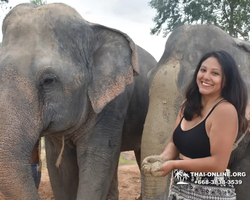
[159, 102, 238, 176]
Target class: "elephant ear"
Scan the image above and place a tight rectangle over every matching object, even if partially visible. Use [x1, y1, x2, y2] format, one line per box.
[233, 38, 250, 52]
[88, 24, 139, 113]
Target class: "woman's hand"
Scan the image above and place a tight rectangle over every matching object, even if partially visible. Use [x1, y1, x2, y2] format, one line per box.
[142, 155, 174, 177]
[141, 155, 169, 176]
[157, 160, 175, 176]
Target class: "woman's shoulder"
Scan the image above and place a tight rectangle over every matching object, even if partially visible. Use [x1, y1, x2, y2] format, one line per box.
[207, 101, 238, 139]
[212, 101, 237, 119]
[216, 101, 236, 111]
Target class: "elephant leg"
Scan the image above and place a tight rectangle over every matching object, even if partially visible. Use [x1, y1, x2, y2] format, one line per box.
[45, 136, 78, 200]
[106, 163, 119, 200]
[133, 149, 142, 200]
[134, 148, 141, 169]
[106, 150, 141, 200]
[76, 125, 122, 200]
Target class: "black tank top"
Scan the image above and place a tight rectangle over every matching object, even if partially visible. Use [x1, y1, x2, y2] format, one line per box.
[173, 99, 226, 159]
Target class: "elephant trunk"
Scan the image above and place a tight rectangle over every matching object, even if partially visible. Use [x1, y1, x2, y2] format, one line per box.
[0, 144, 40, 200]
[141, 173, 171, 200]
[141, 58, 182, 199]
[0, 91, 42, 199]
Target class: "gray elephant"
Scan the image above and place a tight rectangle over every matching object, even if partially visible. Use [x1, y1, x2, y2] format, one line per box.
[141, 24, 250, 200]
[0, 3, 157, 200]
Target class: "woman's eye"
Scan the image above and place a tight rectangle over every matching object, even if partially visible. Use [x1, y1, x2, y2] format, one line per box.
[200, 68, 206, 72]
[212, 72, 219, 75]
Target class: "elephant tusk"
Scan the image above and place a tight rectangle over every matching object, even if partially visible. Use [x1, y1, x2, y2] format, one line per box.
[56, 136, 65, 168]
[232, 130, 248, 151]
[37, 138, 42, 171]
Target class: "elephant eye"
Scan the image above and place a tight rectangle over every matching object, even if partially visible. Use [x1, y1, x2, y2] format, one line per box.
[43, 78, 54, 85]
[40, 75, 57, 87]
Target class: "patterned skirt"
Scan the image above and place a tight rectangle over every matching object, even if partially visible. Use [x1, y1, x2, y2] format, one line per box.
[168, 169, 236, 200]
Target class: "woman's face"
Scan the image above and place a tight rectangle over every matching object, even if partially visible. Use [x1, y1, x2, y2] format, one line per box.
[196, 57, 224, 98]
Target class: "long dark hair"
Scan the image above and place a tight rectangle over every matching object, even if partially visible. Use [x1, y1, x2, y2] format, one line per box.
[181, 50, 248, 133]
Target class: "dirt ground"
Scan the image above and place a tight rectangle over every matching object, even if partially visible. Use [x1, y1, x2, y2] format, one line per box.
[38, 151, 141, 200]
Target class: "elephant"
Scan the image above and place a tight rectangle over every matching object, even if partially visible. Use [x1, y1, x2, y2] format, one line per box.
[141, 24, 250, 200]
[0, 3, 157, 200]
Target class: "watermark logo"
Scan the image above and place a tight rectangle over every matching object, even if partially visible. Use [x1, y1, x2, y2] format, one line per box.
[174, 169, 245, 185]
[174, 169, 189, 184]
[189, 170, 246, 178]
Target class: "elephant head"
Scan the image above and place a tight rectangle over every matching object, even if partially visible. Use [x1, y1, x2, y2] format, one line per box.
[0, 3, 140, 199]
[141, 24, 250, 200]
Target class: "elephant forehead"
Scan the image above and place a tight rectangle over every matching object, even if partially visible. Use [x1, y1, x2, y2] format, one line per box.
[1, 4, 92, 72]
[0, 49, 51, 75]
[2, 3, 89, 49]
[3, 3, 83, 30]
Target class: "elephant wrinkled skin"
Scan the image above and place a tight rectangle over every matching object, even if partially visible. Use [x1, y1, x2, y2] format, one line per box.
[141, 24, 250, 200]
[0, 3, 157, 200]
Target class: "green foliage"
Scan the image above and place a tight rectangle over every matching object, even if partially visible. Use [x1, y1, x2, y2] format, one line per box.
[0, 0, 11, 18]
[119, 153, 136, 165]
[149, 0, 250, 40]
[30, 0, 47, 5]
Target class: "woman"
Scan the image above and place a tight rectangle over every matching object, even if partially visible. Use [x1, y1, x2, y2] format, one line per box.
[142, 50, 248, 199]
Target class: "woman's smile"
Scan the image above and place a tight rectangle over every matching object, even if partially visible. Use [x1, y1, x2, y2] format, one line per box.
[196, 57, 223, 97]
[201, 81, 212, 87]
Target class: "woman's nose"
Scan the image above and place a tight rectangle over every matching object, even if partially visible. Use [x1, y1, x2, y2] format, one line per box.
[203, 72, 210, 80]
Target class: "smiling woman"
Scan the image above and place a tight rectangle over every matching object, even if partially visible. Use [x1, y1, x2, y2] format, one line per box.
[142, 50, 248, 200]
[196, 57, 224, 98]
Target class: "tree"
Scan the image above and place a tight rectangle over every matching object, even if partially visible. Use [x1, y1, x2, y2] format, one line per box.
[30, 0, 47, 6]
[0, 0, 12, 18]
[0, 0, 10, 7]
[149, 0, 250, 40]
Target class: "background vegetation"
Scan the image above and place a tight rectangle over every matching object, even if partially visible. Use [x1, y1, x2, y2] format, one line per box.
[149, 0, 250, 40]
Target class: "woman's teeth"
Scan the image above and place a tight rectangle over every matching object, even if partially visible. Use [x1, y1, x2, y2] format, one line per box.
[202, 82, 211, 86]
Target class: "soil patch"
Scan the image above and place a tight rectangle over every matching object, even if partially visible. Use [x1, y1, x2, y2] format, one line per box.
[38, 151, 141, 200]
